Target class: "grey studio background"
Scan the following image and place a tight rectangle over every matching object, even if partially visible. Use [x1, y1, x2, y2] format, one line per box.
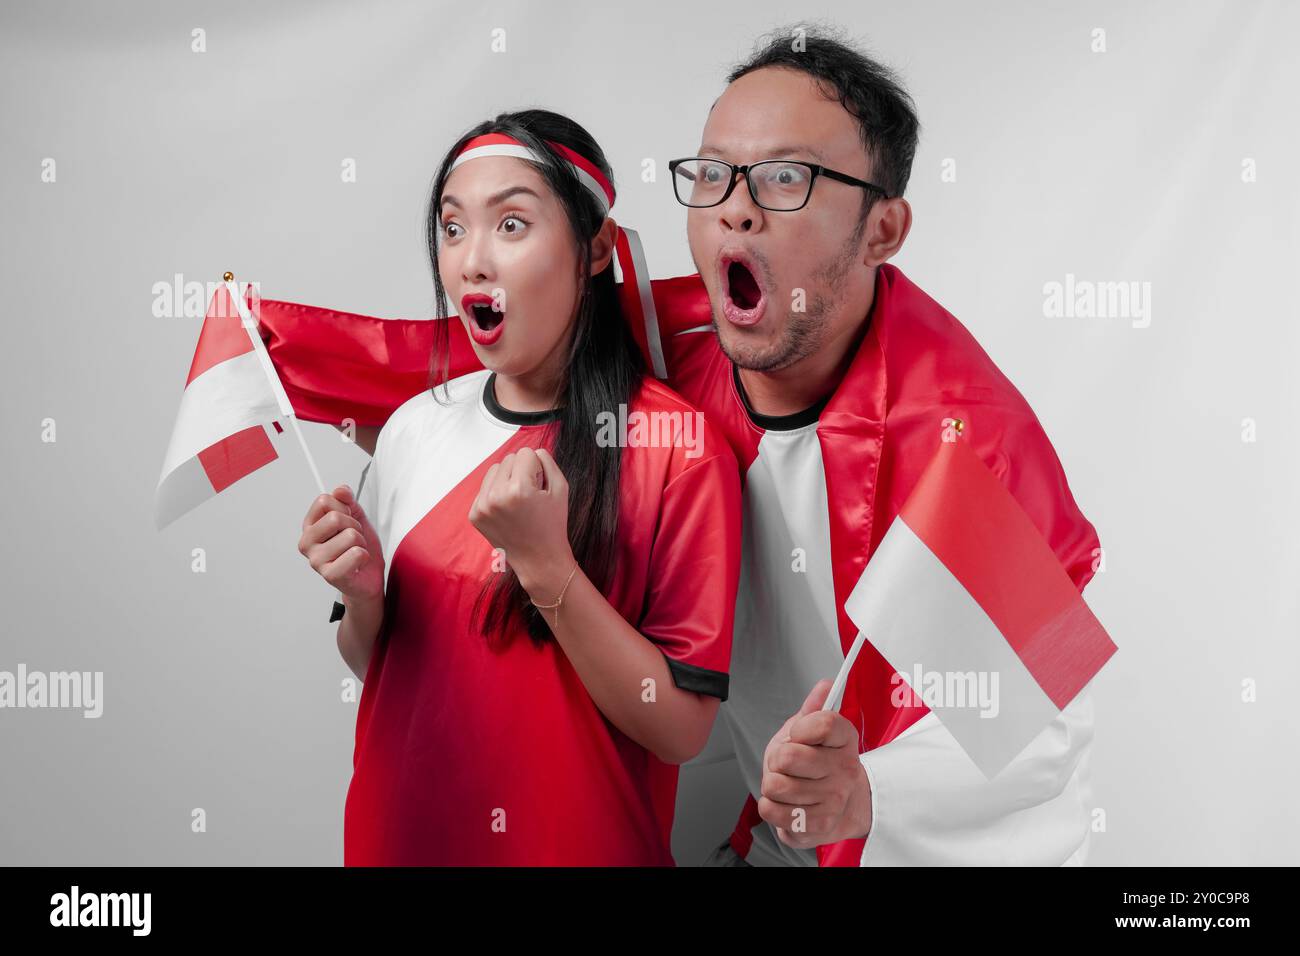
[2, 0, 1297, 866]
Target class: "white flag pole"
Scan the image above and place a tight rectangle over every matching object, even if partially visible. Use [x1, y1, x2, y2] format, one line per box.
[226, 273, 348, 620]
[823, 629, 869, 713]
[224, 274, 326, 495]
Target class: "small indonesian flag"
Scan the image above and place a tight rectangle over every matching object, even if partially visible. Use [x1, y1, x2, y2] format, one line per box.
[155, 282, 292, 529]
[834, 436, 1117, 779]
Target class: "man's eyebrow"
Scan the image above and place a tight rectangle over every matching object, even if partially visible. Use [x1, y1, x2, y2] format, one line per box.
[698, 144, 828, 163]
[441, 185, 542, 210]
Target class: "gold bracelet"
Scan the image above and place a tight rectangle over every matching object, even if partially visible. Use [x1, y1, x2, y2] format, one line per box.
[530, 563, 579, 630]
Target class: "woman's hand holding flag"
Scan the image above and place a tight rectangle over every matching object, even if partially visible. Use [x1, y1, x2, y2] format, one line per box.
[299, 484, 385, 604]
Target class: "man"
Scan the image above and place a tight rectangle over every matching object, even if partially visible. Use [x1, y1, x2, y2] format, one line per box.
[662, 29, 1099, 867]
[259, 24, 1101, 867]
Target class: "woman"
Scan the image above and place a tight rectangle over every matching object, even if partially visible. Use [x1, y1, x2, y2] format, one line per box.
[297, 110, 742, 865]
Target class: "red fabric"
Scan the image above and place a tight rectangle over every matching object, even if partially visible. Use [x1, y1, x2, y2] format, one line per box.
[187, 284, 254, 386]
[614, 228, 651, 364]
[901, 439, 1116, 710]
[253, 297, 469, 429]
[728, 794, 763, 860]
[836, 267, 1099, 866]
[454, 133, 617, 208]
[259, 264, 1100, 868]
[196, 424, 277, 493]
[252, 273, 712, 428]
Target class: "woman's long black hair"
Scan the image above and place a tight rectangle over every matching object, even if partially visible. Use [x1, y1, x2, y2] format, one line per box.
[425, 109, 645, 646]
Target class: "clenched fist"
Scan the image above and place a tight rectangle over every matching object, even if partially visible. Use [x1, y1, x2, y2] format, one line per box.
[468, 447, 573, 595]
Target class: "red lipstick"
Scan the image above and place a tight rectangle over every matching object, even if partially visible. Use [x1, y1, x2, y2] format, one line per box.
[461, 291, 505, 346]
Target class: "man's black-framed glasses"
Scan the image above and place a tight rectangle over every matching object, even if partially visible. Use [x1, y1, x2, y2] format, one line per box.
[668, 157, 890, 211]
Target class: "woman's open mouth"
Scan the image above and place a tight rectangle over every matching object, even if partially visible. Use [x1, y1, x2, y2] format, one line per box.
[461, 292, 505, 345]
[720, 254, 767, 327]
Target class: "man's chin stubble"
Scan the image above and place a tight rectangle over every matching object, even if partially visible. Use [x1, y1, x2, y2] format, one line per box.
[711, 246, 854, 373]
[712, 311, 824, 372]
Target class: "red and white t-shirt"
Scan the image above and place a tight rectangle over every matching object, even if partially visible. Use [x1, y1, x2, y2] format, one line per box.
[342, 368, 741, 866]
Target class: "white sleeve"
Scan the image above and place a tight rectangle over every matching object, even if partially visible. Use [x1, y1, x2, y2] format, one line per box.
[858, 687, 1095, 866]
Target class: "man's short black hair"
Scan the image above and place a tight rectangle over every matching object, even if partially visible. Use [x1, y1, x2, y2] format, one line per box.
[726, 22, 920, 214]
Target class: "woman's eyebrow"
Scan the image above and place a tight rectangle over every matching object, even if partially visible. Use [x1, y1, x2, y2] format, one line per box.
[442, 185, 541, 209]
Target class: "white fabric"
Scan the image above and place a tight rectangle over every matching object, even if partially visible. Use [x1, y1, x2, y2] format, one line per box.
[155, 449, 218, 530]
[449, 142, 611, 214]
[620, 227, 667, 379]
[364, 370, 518, 590]
[722, 422, 844, 867]
[859, 688, 1095, 866]
[156, 350, 280, 480]
[844, 517, 1063, 779]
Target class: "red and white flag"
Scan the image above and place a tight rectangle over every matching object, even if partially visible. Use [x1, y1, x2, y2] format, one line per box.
[830, 435, 1117, 779]
[155, 281, 311, 529]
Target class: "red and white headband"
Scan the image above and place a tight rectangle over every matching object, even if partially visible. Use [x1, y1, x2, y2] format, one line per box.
[449, 132, 615, 215]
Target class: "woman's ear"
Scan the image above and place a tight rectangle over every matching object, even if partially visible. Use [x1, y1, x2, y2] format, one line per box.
[590, 216, 619, 275]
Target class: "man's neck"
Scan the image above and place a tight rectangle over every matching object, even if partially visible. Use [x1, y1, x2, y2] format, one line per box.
[736, 294, 875, 419]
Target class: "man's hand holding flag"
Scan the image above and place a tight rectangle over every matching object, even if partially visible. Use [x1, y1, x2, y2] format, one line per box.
[759, 678, 875, 850]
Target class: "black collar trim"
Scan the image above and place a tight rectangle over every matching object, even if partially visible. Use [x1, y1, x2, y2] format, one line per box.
[483, 373, 562, 426]
[732, 363, 829, 431]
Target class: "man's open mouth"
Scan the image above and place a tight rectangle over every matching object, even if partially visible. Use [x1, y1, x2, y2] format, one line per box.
[720, 253, 767, 327]
[727, 259, 762, 311]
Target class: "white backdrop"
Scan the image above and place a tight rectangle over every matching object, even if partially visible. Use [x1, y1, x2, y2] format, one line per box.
[1, 0, 1296, 865]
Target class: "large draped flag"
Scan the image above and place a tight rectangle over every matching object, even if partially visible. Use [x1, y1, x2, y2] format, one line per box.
[827, 431, 1117, 778]
[156, 278, 324, 530]
[252, 227, 683, 429]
